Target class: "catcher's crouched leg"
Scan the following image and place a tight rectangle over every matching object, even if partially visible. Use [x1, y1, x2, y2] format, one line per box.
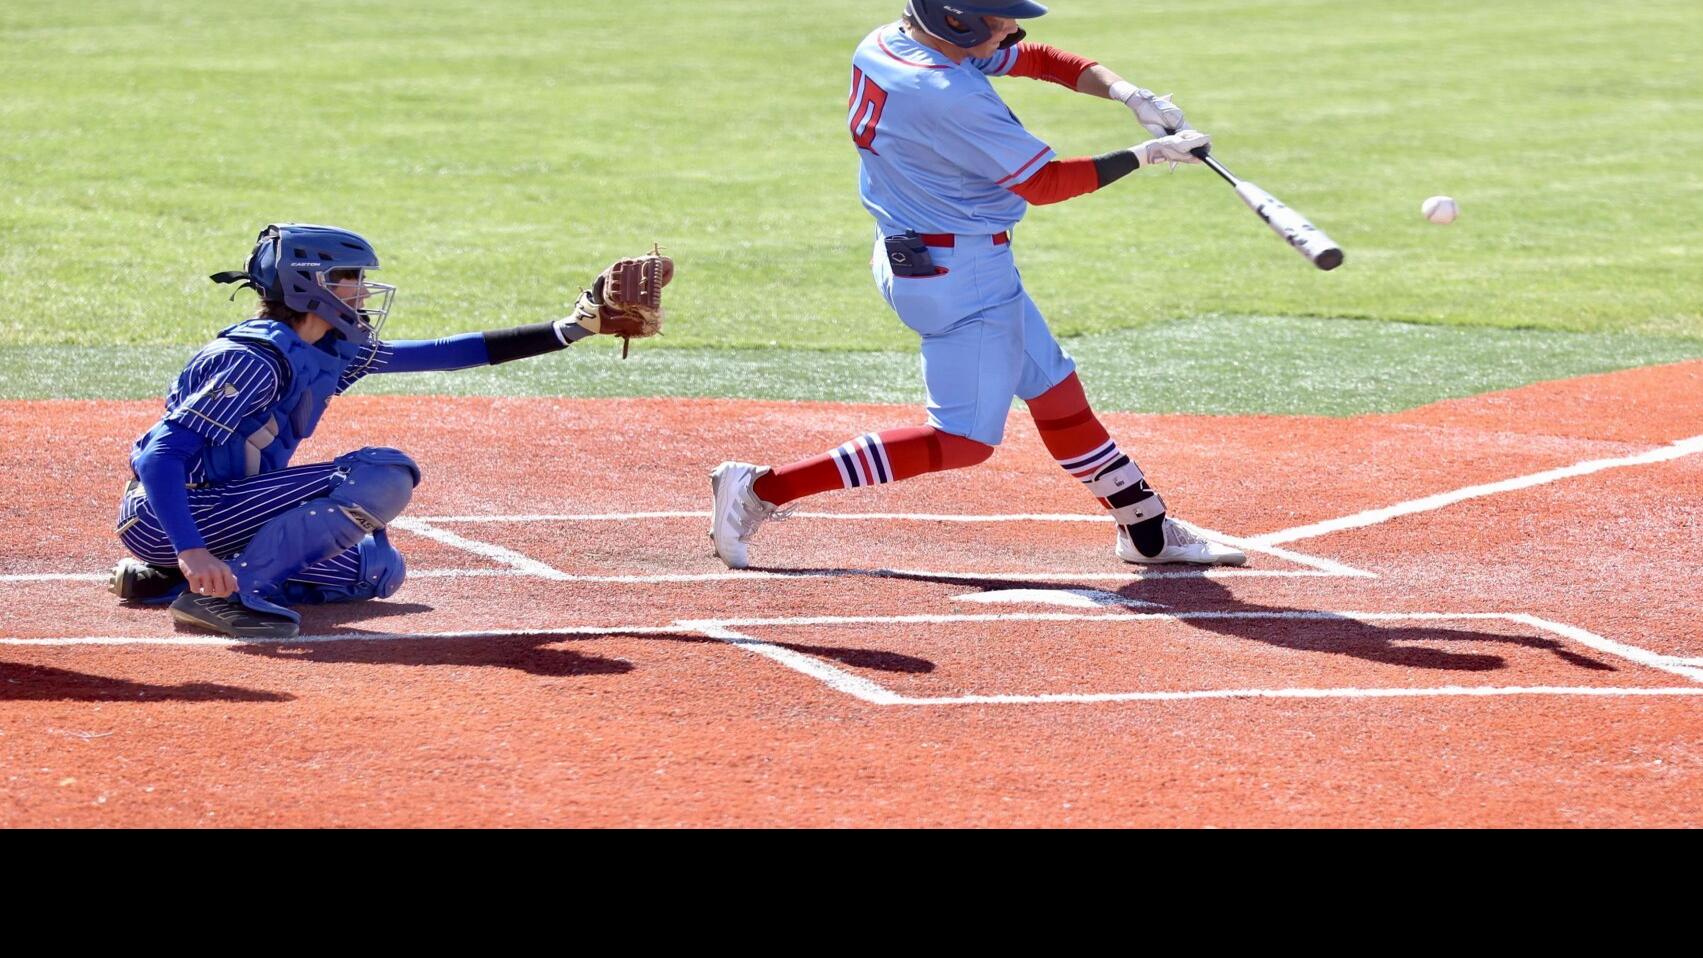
[227, 448, 420, 619]
[277, 530, 407, 605]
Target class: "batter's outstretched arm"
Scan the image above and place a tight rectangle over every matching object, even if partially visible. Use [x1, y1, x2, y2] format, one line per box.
[997, 43, 1190, 140]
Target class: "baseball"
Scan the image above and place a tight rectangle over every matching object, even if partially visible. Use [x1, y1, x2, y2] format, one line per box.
[1422, 195, 1459, 225]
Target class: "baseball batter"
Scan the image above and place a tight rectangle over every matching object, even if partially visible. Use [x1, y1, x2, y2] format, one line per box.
[112, 223, 669, 639]
[711, 0, 1245, 569]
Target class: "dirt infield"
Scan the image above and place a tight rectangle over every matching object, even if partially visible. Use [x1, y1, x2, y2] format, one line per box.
[2, 360, 1700, 827]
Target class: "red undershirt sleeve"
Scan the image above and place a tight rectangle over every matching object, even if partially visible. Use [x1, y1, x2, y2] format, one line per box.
[1006, 42, 1098, 90]
[1008, 156, 1102, 205]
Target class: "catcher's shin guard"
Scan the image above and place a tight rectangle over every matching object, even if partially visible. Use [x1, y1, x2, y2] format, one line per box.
[277, 530, 408, 605]
[229, 451, 418, 617]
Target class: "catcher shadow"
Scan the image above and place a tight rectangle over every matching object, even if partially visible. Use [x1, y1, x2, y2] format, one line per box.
[0, 660, 293, 703]
[772, 567, 1616, 675]
[230, 628, 933, 677]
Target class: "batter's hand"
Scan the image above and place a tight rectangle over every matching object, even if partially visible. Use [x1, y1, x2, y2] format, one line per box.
[1112, 83, 1190, 139]
[178, 548, 238, 598]
[1134, 130, 1212, 168]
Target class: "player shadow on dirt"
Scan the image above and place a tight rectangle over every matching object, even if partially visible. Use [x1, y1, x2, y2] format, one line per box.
[229, 632, 640, 677]
[227, 629, 934, 677]
[828, 569, 1616, 674]
[0, 660, 294, 703]
[290, 601, 437, 628]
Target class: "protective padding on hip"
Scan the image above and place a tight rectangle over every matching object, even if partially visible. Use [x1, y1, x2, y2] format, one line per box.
[329, 447, 420, 529]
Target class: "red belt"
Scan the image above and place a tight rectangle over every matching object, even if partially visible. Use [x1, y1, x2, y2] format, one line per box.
[918, 231, 1009, 248]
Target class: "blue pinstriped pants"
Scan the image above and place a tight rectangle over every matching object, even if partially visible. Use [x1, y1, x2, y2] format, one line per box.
[115, 460, 370, 589]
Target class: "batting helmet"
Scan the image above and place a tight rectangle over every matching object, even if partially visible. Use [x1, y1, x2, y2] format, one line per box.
[211, 223, 395, 345]
[905, 0, 1048, 49]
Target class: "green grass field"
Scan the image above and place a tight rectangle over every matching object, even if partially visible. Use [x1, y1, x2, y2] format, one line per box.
[2, 0, 1698, 411]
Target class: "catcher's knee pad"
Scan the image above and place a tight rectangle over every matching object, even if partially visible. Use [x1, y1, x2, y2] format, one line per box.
[357, 530, 407, 599]
[1085, 455, 1166, 525]
[330, 447, 420, 530]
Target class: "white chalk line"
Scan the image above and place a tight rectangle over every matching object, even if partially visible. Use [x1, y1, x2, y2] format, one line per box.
[396, 510, 1377, 578]
[388, 517, 569, 581]
[692, 624, 905, 705]
[1254, 433, 1703, 547]
[679, 609, 1703, 705]
[892, 686, 1703, 706]
[9, 610, 1699, 705]
[1, 566, 1368, 586]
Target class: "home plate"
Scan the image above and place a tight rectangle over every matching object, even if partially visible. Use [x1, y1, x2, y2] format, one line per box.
[951, 588, 1164, 609]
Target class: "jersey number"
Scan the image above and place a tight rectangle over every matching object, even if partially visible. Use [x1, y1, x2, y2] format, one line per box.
[848, 67, 888, 154]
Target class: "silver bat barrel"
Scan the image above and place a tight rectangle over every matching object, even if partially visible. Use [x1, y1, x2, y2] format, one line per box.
[1232, 181, 1344, 271]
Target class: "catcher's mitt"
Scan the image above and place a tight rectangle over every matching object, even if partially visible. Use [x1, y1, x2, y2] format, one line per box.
[571, 247, 674, 358]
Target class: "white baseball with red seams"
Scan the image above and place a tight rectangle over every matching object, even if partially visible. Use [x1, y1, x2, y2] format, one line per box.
[1423, 195, 1459, 224]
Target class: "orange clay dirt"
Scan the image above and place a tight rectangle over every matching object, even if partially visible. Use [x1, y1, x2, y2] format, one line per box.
[1, 360, 1699, 827]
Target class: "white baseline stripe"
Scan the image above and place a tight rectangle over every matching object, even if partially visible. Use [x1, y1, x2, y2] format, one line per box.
[1253, 434, 1703, 547]
[689, 623, 903, 705]
[0, 567, 1374, 586]
[894, 686, 1703, 706]
[1507, 613, 1703, 684]
[414, 511, 1122, 523]
[389, 517, 569, 581]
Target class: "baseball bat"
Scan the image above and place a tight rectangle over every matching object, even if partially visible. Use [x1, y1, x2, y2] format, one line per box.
[1190, 145, 1344, 271]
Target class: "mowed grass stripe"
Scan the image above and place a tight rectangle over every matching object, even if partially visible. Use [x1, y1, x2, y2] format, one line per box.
[1, 0, 1699, 350]
[8, 317, 1698, 416]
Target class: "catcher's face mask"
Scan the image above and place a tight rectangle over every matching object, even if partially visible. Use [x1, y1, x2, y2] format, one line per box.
[322, 266, 396, 338]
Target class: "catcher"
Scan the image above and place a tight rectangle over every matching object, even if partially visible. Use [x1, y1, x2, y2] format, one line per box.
[110, 222, 670, 639]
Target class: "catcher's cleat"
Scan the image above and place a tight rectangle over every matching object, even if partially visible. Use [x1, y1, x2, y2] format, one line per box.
[709, 461, 788, 570]
[108, 557, 187, 602]
[1117, 518, 1247, 567]
[169, 592, 299, 639]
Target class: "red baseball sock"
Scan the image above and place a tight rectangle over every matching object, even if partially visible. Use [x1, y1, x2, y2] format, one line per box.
[1027, 373, 1167, 555]
[752, 426, 993, 507]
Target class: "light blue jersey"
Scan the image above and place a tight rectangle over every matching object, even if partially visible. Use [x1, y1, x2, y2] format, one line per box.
[850, 23, 1053, 235]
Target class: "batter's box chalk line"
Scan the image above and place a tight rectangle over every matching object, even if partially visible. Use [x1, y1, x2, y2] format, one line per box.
[7, 611, 1701, 708]
[675, 610, 1703, 707]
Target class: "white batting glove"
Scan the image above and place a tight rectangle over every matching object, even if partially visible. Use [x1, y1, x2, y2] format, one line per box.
[1109, 80, 1190, 139]
[1133, 130, 1211, 168]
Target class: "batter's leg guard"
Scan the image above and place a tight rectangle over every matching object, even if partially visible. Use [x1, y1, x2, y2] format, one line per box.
[228, 448, 420, 618]
[1083, 455, 1169, 557]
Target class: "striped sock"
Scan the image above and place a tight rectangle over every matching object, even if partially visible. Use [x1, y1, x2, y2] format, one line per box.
[752, 426, 994, 507]
[1028, 373, 1167, 555]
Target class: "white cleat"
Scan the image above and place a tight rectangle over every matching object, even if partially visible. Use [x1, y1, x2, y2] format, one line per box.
[1117, 517, 1247, 567]
[709, 461, 786, 570]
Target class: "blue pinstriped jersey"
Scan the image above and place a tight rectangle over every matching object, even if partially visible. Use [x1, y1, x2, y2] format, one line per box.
[848, 23, 1053, 235]
[158, 336, 393, 484]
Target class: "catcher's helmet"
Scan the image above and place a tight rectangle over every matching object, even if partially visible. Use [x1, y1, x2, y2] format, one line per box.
[211, 223, 395, 345]
[905, 0, 1048, 49]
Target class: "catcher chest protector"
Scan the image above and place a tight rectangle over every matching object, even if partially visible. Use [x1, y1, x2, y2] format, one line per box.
[905, 0, 1049, 48]
[197, 320, 365, 484]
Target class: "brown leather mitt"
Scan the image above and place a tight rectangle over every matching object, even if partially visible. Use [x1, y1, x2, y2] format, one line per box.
[571, 247, 675, 358]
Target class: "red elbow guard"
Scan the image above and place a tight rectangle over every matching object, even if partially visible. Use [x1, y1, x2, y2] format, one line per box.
[1007, 42, 1098, 89]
